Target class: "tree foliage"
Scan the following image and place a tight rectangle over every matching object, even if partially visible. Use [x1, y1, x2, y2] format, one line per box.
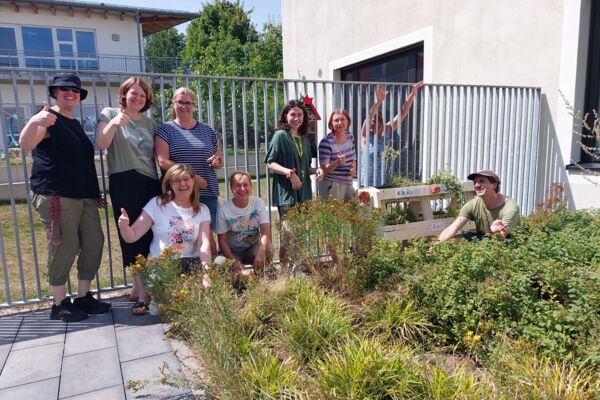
[143, 28, 186, 73]
[181, 0, 282, 78]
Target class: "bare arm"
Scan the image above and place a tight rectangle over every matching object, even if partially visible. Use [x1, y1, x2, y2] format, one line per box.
[438, 216, 469, 242]
[154, 136, 175, 172]
[389, 81, 424, 130]
[267, 161, 302, 190]
[117, 209, 154, 243]
[19, 101, 55, 151]
[198, 220, 212, 265]
[96, 107, 130, 150]
[360, 85, 387, 146]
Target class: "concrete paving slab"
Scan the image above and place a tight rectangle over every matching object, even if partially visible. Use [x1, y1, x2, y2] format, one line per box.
[0, 315, 22, 346]
[64, 314, 116, 357]
[0, 342, 62, 389]
[116, 324, 172, 362]
[0, 377, 59, 400]
[121, 352, 193, 400]
[12, 314, 66, 350]
[60, 384, 126, 399]
[59, 346, 122, 399]
[112, 302, 162, 331]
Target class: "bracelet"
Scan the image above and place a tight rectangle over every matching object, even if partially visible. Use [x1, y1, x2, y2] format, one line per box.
[286, 168, 297, 179]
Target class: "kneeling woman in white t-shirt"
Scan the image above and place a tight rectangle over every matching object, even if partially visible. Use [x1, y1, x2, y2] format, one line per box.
[118, 164, 212, 310]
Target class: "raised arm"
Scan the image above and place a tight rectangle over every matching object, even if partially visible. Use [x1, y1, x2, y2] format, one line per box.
[360, 84, 387, 145]
[389, 81, 424, 131]
[19, 101, 55, 151]
[117, 208, 154, 243]
[96, 107, 130, 150]
[438, 216, 469, 242]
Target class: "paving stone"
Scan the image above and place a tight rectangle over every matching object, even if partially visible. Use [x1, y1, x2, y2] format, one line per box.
[0, 377, 59, 400]
[0, 315, 22, 346]
[112, 302, 162, 331]
[64, 313, 116, 356]
[121, 352, 193, 400]
[59, 384, 126, 399]
[0, 342, 62, 389]
[116, 324, 171, 362]
[11, 314, 66, 350]
[59, 346, 122, 399]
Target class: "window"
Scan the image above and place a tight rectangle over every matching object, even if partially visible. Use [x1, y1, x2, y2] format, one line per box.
[341, 44, 424, 181]
[75, 31, 98, 70]
[0, 27, 18, 67]
[22, 27, 55, 68]
[582, 0, 600, 165]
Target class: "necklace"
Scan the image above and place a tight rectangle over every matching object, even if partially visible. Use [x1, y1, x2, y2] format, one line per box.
[292, 136, 303, 158]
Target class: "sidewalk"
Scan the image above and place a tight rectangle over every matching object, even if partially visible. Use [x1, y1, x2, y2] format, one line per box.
[0, 296, 197, 399]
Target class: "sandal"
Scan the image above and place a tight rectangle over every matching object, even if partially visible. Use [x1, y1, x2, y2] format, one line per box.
[131, 301, 148, 315]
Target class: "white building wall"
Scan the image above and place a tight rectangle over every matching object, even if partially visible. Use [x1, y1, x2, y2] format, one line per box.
[0, 4, 142, 57]
[282, 0, 599, 210]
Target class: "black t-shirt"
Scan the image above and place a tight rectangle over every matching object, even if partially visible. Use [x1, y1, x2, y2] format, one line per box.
[30, 109, 100, 198]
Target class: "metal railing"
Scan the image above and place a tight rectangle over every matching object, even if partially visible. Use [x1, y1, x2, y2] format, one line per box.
[0, 68, 543, 307]
[0, 49, 184, 73]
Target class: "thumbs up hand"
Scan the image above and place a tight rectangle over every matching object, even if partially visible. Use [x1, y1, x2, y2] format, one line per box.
[33, 101, 57, 128]
[111, 106, 131, 127]
[118, 208, 130, 231]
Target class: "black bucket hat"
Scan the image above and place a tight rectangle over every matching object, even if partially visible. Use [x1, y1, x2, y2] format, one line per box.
[48, 73, 88, 101]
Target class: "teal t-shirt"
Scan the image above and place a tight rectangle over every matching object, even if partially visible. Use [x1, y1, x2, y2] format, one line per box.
[264, 130, 312, 207]
[99, 107, 158, 179]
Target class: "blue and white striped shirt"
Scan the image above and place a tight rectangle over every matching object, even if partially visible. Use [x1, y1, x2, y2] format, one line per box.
[318, 131, 355, 185]
[156, 121, 220, 197]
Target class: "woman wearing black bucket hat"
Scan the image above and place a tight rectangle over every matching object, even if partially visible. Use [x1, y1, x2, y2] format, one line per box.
[19, 73, 110, 322]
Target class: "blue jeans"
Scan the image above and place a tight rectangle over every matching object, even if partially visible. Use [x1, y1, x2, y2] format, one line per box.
[201, 195, 219, 230]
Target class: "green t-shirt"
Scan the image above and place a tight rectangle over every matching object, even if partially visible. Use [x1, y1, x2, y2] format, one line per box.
[99, 107, 158, 179]
[459, 196, 521, 234]
[264, 130, 312, 207]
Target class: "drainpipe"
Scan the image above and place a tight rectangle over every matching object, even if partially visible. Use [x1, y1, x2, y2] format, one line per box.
[135, 9, 145, 72]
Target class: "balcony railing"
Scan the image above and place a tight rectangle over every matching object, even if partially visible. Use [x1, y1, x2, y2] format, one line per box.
[0, 49, 184, 73]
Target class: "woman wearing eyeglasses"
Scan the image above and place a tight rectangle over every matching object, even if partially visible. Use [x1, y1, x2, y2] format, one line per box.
[20, 73, 110, 322]
[155, 87, 223, 256]
[97, 76, 161, 315]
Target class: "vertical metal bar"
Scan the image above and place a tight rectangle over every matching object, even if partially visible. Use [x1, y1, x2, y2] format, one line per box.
[253, 81, 260, 185]
[9, 71, 27, 301]
[219, 80, 229, 201]
[231, 80, 239, 171]
[242, 81, 250, 171]
[208, 79, 215, 130]
[357, 85, 363, 187]
[421, 84, 431, 179]
[197, 78, 204, 123]
[263, 80, 271, 217]
[159, 76, 166, 122]
[0, 78, 13, 304]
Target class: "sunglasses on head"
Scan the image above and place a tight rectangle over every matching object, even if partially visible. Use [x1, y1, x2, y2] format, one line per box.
[58, 86, 81, 94]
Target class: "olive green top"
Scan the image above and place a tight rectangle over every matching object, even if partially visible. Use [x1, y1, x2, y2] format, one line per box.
[459, 196, 521, 234]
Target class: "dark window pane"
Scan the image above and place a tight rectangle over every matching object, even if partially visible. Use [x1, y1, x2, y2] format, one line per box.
[0, 27, 18, 67]
[59, 43, 73, 55]
[57, 28, 72, 42]
[75, 31, 96, 56]
[22, 26, 55, 68]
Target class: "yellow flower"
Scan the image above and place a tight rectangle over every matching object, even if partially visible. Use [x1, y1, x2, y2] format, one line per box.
[474, 335, 481, 341]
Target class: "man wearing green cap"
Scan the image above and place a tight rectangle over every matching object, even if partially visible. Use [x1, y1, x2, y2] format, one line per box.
[439, 169, 520, 242]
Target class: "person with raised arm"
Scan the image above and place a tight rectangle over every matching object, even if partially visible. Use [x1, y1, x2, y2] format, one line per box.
[97, 76, 160, 314]
[20, 73, 109, 322]
[360, 81, 424, 187]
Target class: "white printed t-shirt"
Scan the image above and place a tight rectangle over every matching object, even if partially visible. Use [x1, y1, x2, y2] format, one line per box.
[143, 197, 211, 258]
[215, 196, 269, 252]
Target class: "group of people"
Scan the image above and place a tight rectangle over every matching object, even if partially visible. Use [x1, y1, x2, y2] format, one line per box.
[22, 73, 520, 322]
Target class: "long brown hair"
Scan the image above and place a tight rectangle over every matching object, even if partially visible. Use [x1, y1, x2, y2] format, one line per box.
[160, 164, 201, 215]
[276, 100, 309, 136]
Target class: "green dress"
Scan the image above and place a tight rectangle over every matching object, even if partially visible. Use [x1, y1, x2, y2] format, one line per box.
[264, 130, 312, 207]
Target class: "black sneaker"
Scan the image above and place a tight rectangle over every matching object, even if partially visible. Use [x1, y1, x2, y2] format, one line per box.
[73, 292, 111, 314]
[50, 297, 88, 322]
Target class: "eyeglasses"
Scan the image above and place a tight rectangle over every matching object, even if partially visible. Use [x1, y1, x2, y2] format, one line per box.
[58, 86, 81, 94]
[174, 100, 195, 107]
